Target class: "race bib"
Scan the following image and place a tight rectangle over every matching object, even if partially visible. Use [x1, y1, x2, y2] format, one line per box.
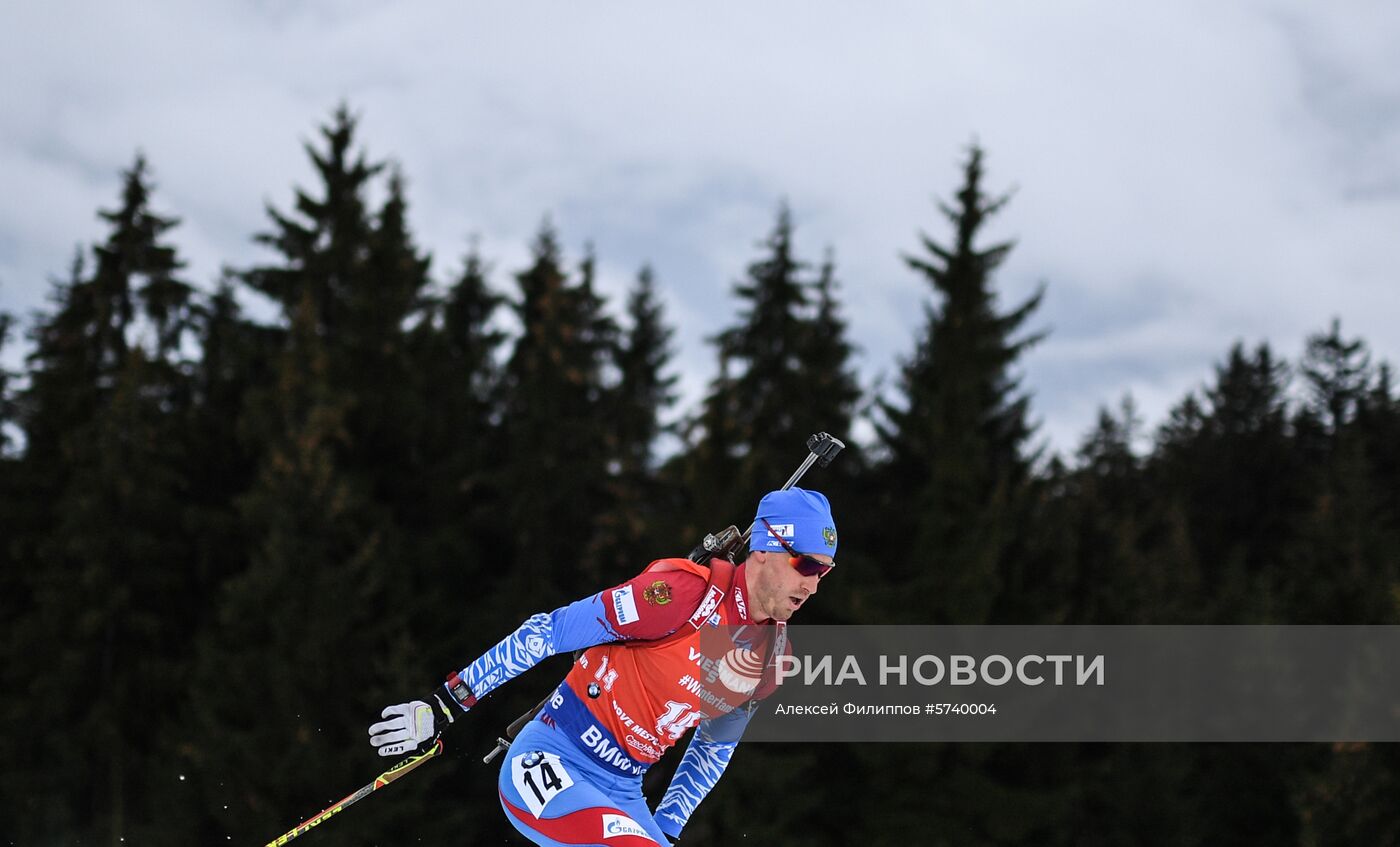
[510, 751, 575, 818]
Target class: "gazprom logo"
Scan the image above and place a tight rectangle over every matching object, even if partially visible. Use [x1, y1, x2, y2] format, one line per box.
[601, 813, 649, 839]
[611, 585, 639, 626]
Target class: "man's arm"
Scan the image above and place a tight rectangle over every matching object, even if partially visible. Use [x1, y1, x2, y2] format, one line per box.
[454, 591, 620, 701]
[371, 591, 620, 757]
[654, 705, 754, 841]
[371, 564, 707, 756]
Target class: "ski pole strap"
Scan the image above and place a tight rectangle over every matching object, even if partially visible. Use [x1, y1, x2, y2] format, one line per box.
[446, 672, 478, 711]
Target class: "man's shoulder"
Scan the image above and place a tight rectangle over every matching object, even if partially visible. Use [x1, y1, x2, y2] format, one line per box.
[602, 560, 712, 637]
[630, 559, 711, 608]
[641, 557, 712, 580]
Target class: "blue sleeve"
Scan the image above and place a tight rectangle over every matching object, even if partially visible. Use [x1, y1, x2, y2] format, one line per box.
[654, 705, 754, 838]
[455, 592, 620, 700]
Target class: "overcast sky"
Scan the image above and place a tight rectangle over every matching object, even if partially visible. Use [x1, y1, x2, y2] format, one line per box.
[3, 1, 1399, 457]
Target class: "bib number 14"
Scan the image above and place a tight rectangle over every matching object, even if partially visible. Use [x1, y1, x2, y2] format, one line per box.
[655, 700, 704, 741]
[511, 751, 575, 818]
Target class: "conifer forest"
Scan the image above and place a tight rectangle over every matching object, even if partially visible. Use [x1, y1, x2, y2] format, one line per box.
[2, 107, 1398, 846]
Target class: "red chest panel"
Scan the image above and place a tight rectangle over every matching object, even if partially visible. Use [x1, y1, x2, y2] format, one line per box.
[560, 559, 779, 764]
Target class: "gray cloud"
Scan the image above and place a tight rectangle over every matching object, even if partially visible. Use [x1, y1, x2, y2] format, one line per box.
[2, 1, 1398, 456]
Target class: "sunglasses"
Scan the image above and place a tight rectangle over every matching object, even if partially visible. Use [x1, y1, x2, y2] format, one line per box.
[759, 518, 835, 578]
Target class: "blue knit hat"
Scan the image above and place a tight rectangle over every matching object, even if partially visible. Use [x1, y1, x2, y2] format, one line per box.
[751, 488, 837, 557]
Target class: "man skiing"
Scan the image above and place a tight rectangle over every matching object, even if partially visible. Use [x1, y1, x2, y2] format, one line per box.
[368, 487, 837, 845]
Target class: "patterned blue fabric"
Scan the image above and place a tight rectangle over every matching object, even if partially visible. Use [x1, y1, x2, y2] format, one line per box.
[654, 707, 753, 838]
[458, 593, 619, 699]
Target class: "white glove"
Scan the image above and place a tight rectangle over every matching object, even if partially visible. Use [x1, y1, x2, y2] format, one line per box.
[369, 699, 441, 758]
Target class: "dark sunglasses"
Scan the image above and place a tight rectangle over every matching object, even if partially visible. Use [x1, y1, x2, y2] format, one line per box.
[759, 518, 835, 578]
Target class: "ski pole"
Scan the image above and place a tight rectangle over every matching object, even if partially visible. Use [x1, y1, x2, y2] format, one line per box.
[263, 737, 443, 846]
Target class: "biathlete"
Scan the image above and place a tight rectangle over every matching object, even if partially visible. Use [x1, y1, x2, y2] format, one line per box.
[368, 488, 838, 845]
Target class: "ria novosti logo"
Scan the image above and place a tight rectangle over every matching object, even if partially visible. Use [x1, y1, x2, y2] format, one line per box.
[716, 647, 763, 695]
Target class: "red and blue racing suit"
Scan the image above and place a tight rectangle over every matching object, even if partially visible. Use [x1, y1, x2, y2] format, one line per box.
[453, 558, 784, 845]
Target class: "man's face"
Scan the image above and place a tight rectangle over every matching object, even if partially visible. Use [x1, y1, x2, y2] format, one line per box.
[747, 549, 830, 622]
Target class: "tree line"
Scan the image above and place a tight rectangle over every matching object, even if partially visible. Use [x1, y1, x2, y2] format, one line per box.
[1, 105, 1397, 846]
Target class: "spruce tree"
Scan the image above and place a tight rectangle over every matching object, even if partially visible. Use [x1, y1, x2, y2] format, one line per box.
[614, 266, 678, 473]
[1299, 318, 1371, 436]
[183, 107, 430, 843]
[789, 247, 868, 625]
[806, 249, 862, 434]
[236, 108, 435, 560]
[496, 224, 618, 600]
[872, 144, 1044, 623]
[1290, 336, 1400, 845]
[188, 293, 405, 840]
[240, 109, 434, 496]
[855, 145, 1050, 846]
[408, 243, 508, 646]
[677, 345, 742, 537]
[587, 265, 679, 571]
[0, 307, 16, 473]
[244, 106, 382, 334]
[687, 203, 808, 533]
[1356, 362, 1400, 526]
[182, 280, 265, 605]
[354, 168, 436, 484]
[1061, 399, 1145, 622]
[0, 263, 87, 834]
[1283, 324, 1397, 622]
[1153, 342, 1304, 621]
[717, 205, 813, 498]
[686, 205, 860, 540]
[1055, 397, 1201, 623]
[0, 311, 25, 821]
[5, 156, 199, 843]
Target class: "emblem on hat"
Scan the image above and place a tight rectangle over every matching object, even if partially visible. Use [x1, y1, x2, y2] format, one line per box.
[823, 527, 837, 547]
